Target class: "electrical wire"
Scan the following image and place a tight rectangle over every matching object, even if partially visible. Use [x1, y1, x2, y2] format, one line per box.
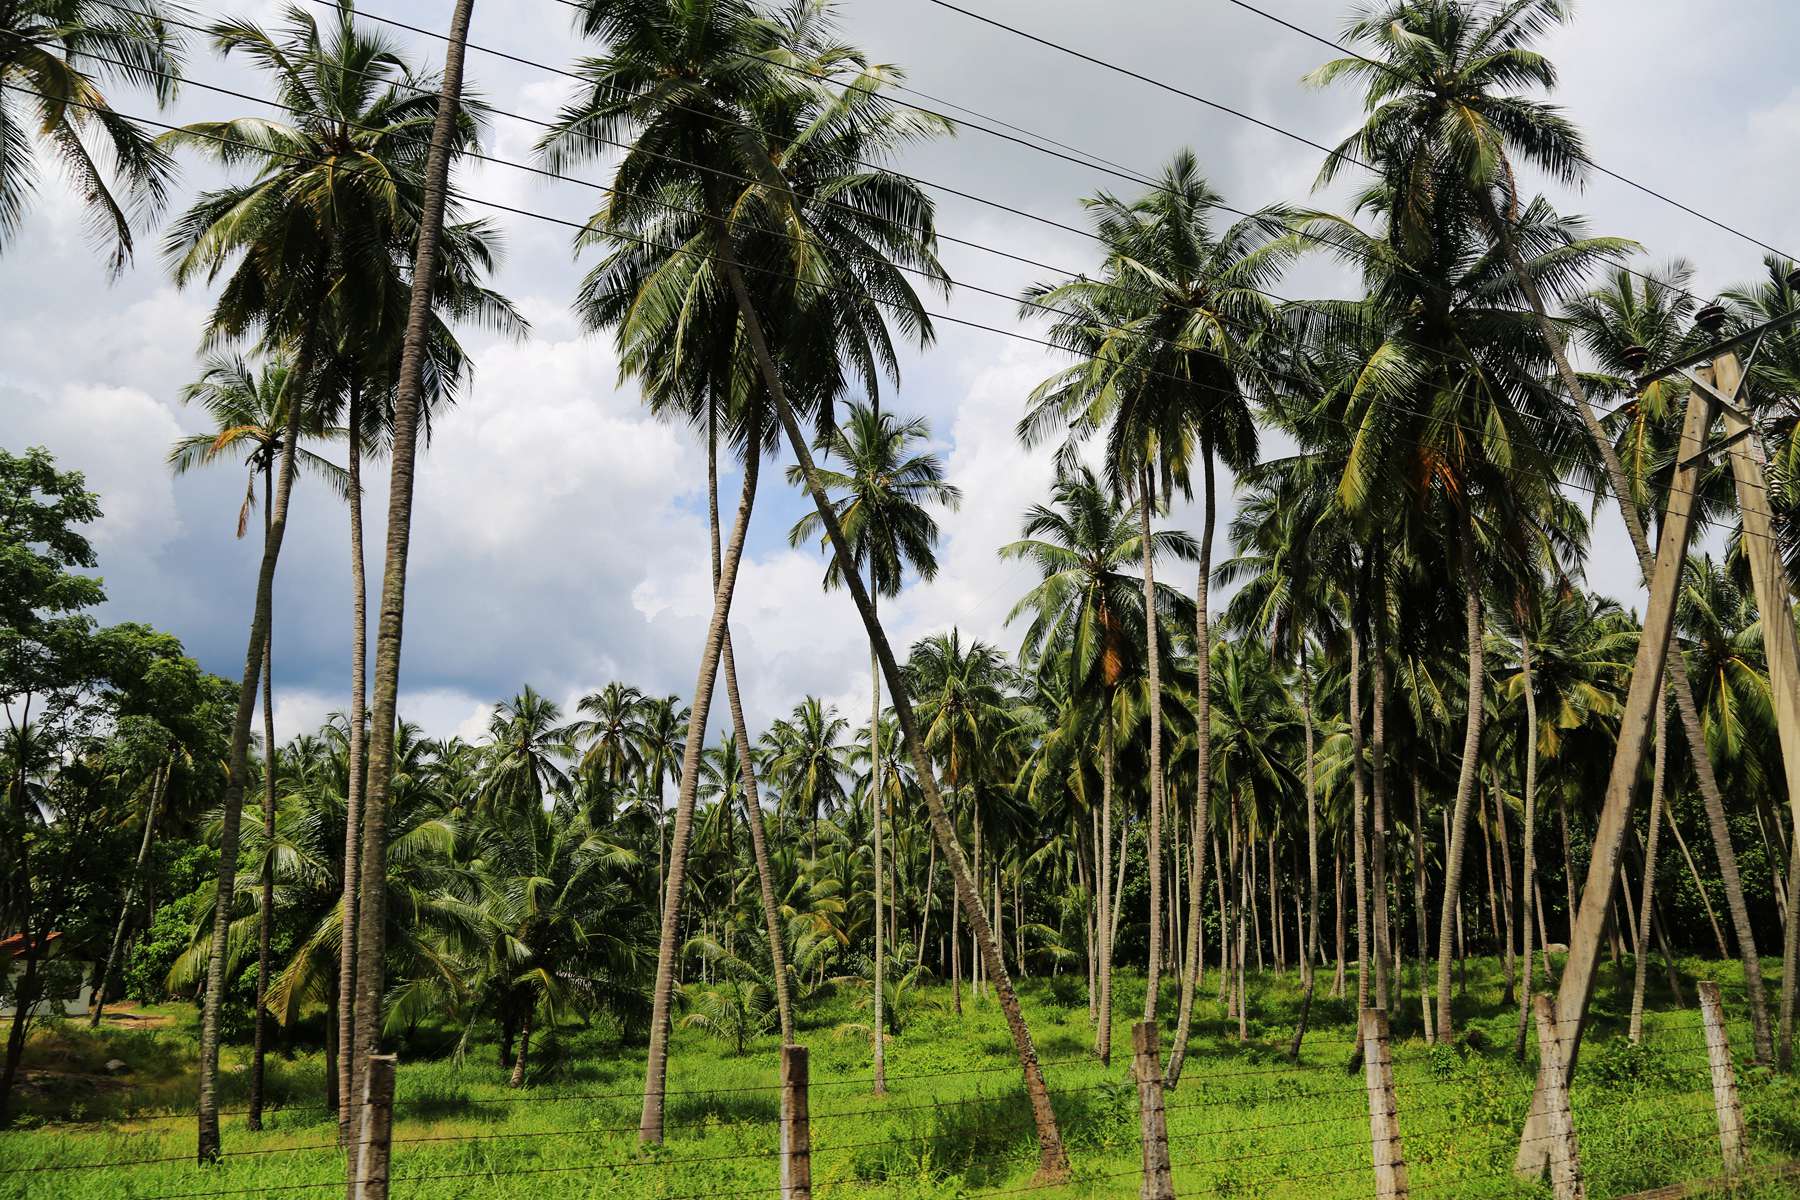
[43, 74, 1794, 556]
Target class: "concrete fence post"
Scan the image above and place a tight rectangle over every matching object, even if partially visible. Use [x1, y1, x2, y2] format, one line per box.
[1361, 1007, 1408, 1200]
[349, 1053, 396, 1200]
[1133, 1020, 1175, 1200]
[1697, 982, 1746, 1175]
[780, 1043, 811, 1200]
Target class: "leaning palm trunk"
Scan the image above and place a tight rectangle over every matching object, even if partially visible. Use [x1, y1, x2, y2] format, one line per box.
[1348, 617, 1371, 1012]
[1434, 525, 1485, 1044]
[706, 406, 794, 1047]
[1168, 452, 1215, 1086]
[1513, 633, 1542, 1066]
[1095, 698, 1115, 1064]
[1369, 596, 1395, 1014]
[335, 379, 368, 1140]
[197, 333, 318, 1164]
[1491, 209, 1774, 1062]
[345, 0, 475, 1145]
[1138, 465, 1169, 1021]
[1411, 767, 1433, 1043]
[90, 757, 171, 1027]
[870, 580, 886, 1094]
[723, 261, 1068, 1179]
[638, 414, 763, 1143]
[1287, 643, 1320, 1061]
[1492, 767, 1517, 1005]
[249, 617, 276, 1131]
[1630, 698, 1670, 1043]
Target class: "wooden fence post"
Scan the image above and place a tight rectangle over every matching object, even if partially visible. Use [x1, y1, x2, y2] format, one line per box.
[780, 1043, 811, 1200]
[1133, 1021, 1175, 1200]
[349, 1053, 396, 1200]
[1697, 982, 1746, 1175]
[1531, 995, 1586, 1200]
[1361, 1007, 1408, 1200]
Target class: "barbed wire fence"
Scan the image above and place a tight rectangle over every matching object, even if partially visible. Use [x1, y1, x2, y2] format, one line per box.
[2, 984, 1795, 1200]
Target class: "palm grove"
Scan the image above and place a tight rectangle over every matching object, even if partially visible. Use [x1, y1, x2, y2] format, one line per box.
[4, 0, 1800, 1184]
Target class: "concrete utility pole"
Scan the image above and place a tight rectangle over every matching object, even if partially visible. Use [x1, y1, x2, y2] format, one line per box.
[1518, 295, 1800, 1171]
[1516, 367, 1715, 1176]
[1711, 345, 1800, 1067]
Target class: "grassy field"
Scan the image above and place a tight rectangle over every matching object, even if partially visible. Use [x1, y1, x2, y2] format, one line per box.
[3, 957, 1799, 1200]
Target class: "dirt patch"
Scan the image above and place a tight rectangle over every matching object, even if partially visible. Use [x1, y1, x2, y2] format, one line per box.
[93, 1003, 177, 1030]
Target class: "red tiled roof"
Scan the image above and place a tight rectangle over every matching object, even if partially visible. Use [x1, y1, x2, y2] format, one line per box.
[0, 931, 62, 959]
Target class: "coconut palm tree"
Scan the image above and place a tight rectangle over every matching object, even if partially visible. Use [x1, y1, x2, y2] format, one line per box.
[1020, 153, 1295, 1033]
[765, 698, 850, 859]
[1311, 0, 1775, 1067]
[1292, 169, 1619, 1041]
[540, 0, 1064, 1165]
[479, 687, 575, 817]
[1002, 465, 1195, 1061]
[342, 0, 478, 1152]
[157, 1, 480, 1154]
[466, 804, 641, 1086]
[166, 352, 345, 1129]
[633, 695, 685, 903]
[0, 0, 182, 275]
[788, 402, 959, 1092]
[320, 204, 521, 1138]
[575, 684, 647, 799]
[1219, 453, 1350, 1055]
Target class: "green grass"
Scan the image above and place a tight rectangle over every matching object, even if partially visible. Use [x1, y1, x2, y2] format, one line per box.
[3, 957, 1799, 1199]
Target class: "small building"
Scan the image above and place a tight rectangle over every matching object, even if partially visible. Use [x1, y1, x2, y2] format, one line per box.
[1, 932, 96, 1018]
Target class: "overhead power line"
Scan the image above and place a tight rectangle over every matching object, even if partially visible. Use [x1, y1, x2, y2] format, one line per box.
[922, 0, 1798, 265]
[307, 0, 1725, 317]
[5, 80, 1779, 554]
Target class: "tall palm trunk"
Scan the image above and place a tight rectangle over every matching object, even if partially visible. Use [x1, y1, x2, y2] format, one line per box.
[1332, 846, 1347, 997]
[1137, 464, 1168, 1022]
[1492, 209, 1773, 1062]
[1348, 615, 1371, 1011]
[1631, 699, 1670, 1042]
[1434, 521, 1485, 1044]
[1169, 451, 1215, 1085]
[1664, 789, 1728, 959]
[1411, 767, 1433, 1042]
[196, 330, 318, 1164]
[638, 428, 762, 1142]
[705, 405, 794, 1047]
[870, 573, 886, 1094]
[345, 1, 475, 1146]
[1492, 765, 1517, 1006]
[917, 834, 935, 973]
[1233, 795, 1248, 1042]
[249, 464, 279, 1132]
[509, 1010, 532, 1088]
[724, 260, 1067, 1179]
[1095, 696, 1115, 1064]
[1289, 643, 1320, 1059]
[91, 756, 171, 1027]
[1369, 582, 1395, 1013]
[335, 377, 368, 1141]
[1514, 635, 1542, 1061]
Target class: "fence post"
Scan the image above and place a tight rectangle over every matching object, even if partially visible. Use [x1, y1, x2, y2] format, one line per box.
[349, 1053, 396, 1200]
[1532, 995, 1586, 1200]
[780, 1043, 811, 1200]
[1697, 982, 1746, 1175]
[1133, 1021, 1175, 1200]
[1360, 1007, 1408, 1200]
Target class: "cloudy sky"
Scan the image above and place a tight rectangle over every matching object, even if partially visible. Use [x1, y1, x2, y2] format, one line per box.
[5, 0, 1798, 747]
